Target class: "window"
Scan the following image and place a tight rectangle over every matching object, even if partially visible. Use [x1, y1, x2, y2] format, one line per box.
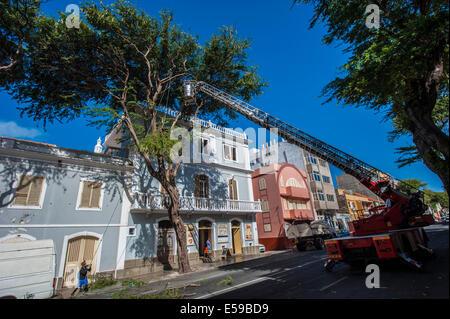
[326, 194, 335, 202]
[287, 200, 308, 210]
[12, 175, 45, 207]
[317, 190, 325, 201]
[263, 223, 272, 232]
[288, 200, 294, 210]
[195, 175, 209, 198]
[319, 159, 327, 167]
[228, 179, 238, 200]
[261, 200, 269, 212]
[128, 226, 136, 236]
[199, 138, 209, 155]
[306, 153, 317, 164]
[223, 144, 237, 161]
[78, 181, 103, 209]
[313, 171, 321, 182]
[258, 178, 267, 190]
[286, 178, 302, 188]
[322, 176, 331, 183]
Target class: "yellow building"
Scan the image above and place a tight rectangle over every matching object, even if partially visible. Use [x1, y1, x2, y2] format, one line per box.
[335, 189, 384, 221]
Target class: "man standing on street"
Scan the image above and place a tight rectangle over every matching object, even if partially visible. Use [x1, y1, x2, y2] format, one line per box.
[71, 261, 92, 296]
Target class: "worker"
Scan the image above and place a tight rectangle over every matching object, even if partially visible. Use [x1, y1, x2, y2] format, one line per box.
[409, 192, 424, 216]
[205, 239, 212, 259]
[71, 261, 92, 296]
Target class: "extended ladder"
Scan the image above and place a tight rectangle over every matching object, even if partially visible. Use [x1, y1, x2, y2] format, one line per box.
[184, 80, 390, 183]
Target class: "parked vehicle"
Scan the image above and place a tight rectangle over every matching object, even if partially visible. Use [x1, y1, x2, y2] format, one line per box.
[286, 220, 335, 251]
[257, 244, 266, 253]
[0, 239, 56, 299]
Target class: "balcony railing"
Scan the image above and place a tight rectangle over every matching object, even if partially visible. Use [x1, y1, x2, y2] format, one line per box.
[132, 193, 261, 213]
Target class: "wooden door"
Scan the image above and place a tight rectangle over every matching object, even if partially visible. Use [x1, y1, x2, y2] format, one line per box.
[157, 221, 175, 266]
[63, 236, 98, 288]
[232, 221, 242, 255]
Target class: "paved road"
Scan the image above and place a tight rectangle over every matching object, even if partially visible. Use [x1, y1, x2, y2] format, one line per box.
[176, 224, 449, 299]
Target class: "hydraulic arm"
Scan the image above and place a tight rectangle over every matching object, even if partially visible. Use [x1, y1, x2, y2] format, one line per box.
[183, 80, 434, 235]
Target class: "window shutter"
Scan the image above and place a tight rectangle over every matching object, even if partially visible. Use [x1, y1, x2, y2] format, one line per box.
[13, 175, 31, 206]
[229, 179, 238, 200]
[232, 147, 237, 161]
[13, 175, 44, 206]
[90, 182, 102, 208]
[80, 182, 91, 208]
[194, 175, 200, 197]
[27, 177, 44, 206]
[205, 176, 210, 198]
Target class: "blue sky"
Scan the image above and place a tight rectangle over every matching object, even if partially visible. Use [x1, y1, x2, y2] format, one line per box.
[0, 0, 444, 192]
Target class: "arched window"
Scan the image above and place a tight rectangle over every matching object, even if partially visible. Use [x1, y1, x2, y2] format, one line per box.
[286, 178, 304, 188]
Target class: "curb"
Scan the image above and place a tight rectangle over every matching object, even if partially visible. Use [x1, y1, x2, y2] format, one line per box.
[67, 250, 292, 299]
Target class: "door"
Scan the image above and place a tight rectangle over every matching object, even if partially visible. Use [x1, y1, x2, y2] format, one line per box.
[229, 179, 238, 210]
[198, 220, 213, 257]
[157, 220, 175, 268]
[63, 236, 98, 288]
[232, 220, 242, 255]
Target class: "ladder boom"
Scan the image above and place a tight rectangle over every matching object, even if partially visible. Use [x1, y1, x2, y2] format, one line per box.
[185, 80, 389, 183]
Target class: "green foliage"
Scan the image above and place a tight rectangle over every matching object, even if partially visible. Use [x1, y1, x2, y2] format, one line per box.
[111, 288, 181, 299]
[88, 273, 118, 290]
[296, 0, 449, 192]
[0, 0, 41, 86]
[398, 178, 449, 208]
[121, 278, 147, 288]
[398, 178, 428, 194]
[218, 275, 233, 286]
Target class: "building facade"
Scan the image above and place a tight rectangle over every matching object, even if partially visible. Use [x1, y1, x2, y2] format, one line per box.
[335, 188, 384, 224]
[336, 173, 382, 201]
[250, 141, 340, 229]
[0, 137, 133, 289]
[251, 163, 314, 251]
[118, 118, 262, 276]
[0, 116, 262, 288]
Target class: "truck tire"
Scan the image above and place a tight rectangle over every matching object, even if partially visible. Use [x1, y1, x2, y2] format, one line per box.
[314, 238, 325, 250]
[296, 243, 306, 251]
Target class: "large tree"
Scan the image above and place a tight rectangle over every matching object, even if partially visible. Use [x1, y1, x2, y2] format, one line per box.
[1, 0, 266, 272]
[296, 0, 449, 195]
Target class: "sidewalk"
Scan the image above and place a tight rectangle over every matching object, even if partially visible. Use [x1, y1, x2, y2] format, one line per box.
[55, 249, 290, 299]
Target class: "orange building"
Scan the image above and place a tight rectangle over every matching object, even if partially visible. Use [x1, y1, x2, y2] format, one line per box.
[335, 188, 384, 221]
[251, 163, 315, 251]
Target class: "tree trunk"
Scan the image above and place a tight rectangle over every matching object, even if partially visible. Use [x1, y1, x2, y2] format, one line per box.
[165, 182, 192, 273]
[405, 78, 449, 196]
[138, 152, 192, 274]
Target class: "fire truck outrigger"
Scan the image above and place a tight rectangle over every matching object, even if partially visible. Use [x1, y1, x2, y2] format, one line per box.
[181, 80, 436, 272]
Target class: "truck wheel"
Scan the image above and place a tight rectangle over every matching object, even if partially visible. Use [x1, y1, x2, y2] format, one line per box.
[324, 259, 336, 272]
[314, 238, 324, 250]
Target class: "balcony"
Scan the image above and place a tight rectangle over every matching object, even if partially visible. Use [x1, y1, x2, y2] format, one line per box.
[132, 193, 262, 213]
[284, 209, 315, 221]
[280, 186, 310, 199]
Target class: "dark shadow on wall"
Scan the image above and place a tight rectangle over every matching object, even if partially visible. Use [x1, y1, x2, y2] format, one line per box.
[129, 221, 155, 264]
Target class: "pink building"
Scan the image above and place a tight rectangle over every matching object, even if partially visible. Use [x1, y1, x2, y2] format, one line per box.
[251, 163, 315, 251]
